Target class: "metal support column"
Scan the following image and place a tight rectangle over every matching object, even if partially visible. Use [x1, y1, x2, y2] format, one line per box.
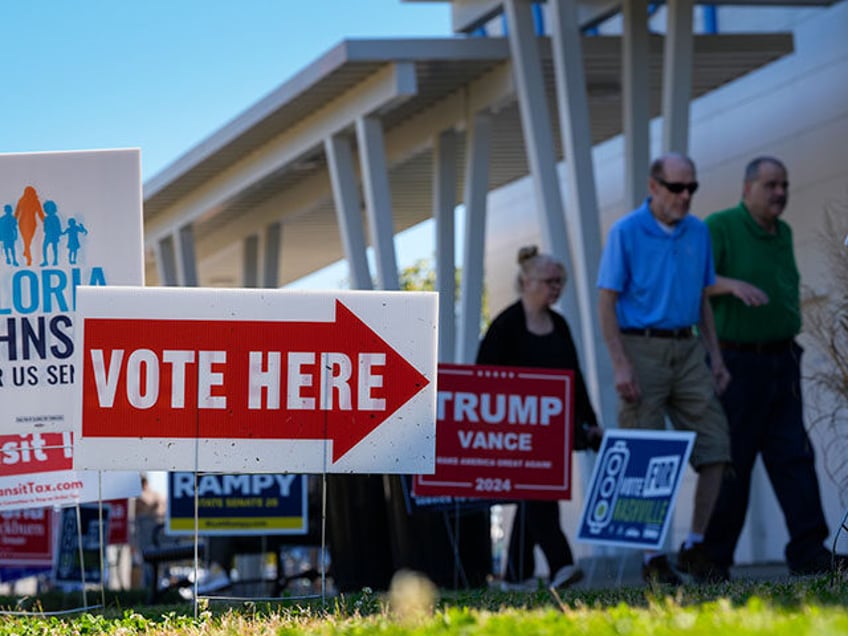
[155, 235, 178, 287]
[622, 0, 651, 208]
[243, 234, 260, 288]
[263, 222, 281, 288]
[175, 225, 198, 287]
[662, 0, 695, 154]
[548, 0, 616, 423]
[433, 129, 458, 363]
[356, 116, 399, 291]
[458, 112, 492, 364]
[325, 134, 373, 290]
[503, 0, 579, 326]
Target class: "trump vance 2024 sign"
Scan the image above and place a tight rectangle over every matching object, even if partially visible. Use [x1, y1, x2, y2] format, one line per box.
[414, 364, 574, 501]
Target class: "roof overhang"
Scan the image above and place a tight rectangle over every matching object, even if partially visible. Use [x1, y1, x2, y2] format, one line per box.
[143, 32, 794, 287]
[402, 0, 838, 35]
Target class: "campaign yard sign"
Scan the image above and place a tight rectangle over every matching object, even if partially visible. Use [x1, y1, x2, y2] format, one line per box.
[413, 364, 574, 501]
[577, 429, 695, 550]
[0, 431, 141, 510]
[0, 502, 127, 582]
[167, 472, 307, 536]
[105, 498, 129, 545]
[0, 507, 55, 583]
[0, 150, 144, 435]
[73, 287, 438, 474]
[0, 566, 52, 584]
[54, 503, 110, 587]
[0, 507, 54, 566]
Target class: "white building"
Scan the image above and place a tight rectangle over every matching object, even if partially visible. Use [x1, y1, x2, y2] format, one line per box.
[481, 0, 848, 570]
[143, 0, 848, 577]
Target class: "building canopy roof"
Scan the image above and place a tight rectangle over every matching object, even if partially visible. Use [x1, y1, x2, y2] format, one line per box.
[143, 32, 793, 287]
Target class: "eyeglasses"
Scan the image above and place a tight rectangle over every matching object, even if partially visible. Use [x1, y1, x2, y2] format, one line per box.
[533, 277, 564, 287]
[655, 176, 699, 195]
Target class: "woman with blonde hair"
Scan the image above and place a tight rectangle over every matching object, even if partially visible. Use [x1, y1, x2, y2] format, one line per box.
[477, 245, 602, 589]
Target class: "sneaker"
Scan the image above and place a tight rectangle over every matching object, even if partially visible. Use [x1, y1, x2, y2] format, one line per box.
[677, 542, 730, 584]
[789, 551, 848, 577]
[549, 565, 585, 589]
[641, 554, 683, 586]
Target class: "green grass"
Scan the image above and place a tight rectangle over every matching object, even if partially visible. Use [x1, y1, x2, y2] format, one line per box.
[1, 575, 847, 634]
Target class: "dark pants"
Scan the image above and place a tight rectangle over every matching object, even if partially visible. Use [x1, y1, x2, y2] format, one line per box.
[504, 501, 573, 582]
[704, 342, 829, 570]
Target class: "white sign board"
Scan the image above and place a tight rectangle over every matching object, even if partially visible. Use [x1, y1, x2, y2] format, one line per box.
[577, 429, 695, 550]
[0, 431, 141, 510]
[0, 149, 144, 434]
[73, 286, 438, 474]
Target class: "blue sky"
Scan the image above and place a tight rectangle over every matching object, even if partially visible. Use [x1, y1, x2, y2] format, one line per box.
[0, 2, 454, 489]
[1, 1, 455, 288]
[1, 1, 452, 181]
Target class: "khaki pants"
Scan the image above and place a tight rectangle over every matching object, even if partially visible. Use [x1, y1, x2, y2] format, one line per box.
[618, 334, 730, 469]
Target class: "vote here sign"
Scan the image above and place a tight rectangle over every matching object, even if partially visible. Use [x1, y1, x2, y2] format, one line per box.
[72, 287, 437, 474]
[413, 364, 574, 501]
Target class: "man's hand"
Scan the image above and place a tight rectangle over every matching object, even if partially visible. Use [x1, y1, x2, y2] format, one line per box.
[712, 358, 731, 395]
[599, 289, 641, 403]
[584, 424, 604, 452]
[614, 361, 641, 403]
[728, 279, 769, 306]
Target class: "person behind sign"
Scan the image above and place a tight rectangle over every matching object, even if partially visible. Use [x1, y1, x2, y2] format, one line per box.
[132, 474, 167, 588]
[476, 245, 603, 590]
[597, 153, 731, 586]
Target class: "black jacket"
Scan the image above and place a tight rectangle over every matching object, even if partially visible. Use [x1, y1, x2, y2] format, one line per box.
[476, 301, 598, 451]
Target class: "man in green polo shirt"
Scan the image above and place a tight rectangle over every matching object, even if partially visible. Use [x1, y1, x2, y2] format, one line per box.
[695, 156, 844, 580]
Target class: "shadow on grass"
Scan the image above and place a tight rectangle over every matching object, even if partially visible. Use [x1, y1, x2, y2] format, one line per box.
[1, 573, 845, 619]
[441, 574, 848, 613]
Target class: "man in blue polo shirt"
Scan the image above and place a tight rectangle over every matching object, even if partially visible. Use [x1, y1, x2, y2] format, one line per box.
[597, 153, 731, 585]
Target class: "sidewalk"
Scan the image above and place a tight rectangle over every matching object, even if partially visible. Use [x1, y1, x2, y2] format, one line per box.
[574, 553, 790, 589]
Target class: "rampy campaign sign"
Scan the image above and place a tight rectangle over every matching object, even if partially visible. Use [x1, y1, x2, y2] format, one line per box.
[167, 472, 307, 536]
[0, 150, 144, 435]
[73, 287, 438, 474]
[413, 364, 574, 501]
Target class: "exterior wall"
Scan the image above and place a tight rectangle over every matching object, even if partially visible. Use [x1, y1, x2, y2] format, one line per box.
[593, 6, 826, 35]
[483, 0, 848, 567]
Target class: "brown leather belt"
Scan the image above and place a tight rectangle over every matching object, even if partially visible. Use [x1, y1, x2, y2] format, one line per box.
[719, 339, 793, 354]
[620, 327, 694, 339]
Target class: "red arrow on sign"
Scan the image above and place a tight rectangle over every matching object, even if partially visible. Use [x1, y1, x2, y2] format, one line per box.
[82, 300, 430, 462]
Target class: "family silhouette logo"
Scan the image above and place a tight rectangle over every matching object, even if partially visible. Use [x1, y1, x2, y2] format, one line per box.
[1, 186, 90, 269]
[0, 185, 107, 375]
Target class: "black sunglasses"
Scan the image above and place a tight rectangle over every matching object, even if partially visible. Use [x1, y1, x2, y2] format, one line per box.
[655, 176, 699, 195]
